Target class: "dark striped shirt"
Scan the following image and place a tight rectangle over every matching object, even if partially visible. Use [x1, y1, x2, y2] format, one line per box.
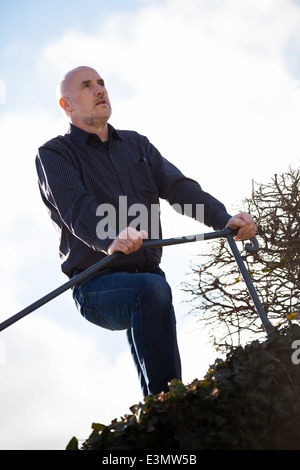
[36, 123, 231, 277]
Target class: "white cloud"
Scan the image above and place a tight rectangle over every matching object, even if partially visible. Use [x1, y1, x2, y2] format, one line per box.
[0, 289, 213, 450]
[36, 0, 300, 203]
[0, 315, 140, 449]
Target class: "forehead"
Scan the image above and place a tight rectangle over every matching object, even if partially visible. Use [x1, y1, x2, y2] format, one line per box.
[68, 67, 102, 90]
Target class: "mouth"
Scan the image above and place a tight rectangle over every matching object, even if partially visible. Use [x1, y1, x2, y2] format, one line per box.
[95, 99, 107, 106]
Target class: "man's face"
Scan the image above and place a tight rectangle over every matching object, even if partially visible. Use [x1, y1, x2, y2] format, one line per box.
[62, 67, 112, 128]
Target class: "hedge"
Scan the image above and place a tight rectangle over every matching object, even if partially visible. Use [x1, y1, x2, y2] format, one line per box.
[67, 324, 300, 450]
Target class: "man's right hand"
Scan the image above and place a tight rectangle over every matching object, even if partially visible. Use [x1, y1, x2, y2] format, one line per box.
[107, 227, 148, 255]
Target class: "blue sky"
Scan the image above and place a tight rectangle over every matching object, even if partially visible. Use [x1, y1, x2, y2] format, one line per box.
[0, 0, 158, 107]
[1, 0, 300, 450]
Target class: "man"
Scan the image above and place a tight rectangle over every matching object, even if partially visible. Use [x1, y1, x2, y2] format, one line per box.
[36, 66, 256, 397]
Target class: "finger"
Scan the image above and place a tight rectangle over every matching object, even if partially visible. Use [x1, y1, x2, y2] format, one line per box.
[226, 217, 245, 230]
[107, 235, 136, 254]
[114, 228, 149, 254]
[119, 227, 145, 241]
[140, 230, 149, 239]
[235, 223, 256, 240]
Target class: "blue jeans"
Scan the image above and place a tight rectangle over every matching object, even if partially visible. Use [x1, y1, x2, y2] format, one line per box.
[72, 267, 182, 397]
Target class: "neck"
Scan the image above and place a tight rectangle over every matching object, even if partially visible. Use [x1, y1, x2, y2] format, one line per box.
[71, 118, 110, 142]
[92, 124, 109, 142]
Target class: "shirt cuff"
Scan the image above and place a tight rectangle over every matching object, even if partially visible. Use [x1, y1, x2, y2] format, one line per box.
[211, 211, 232, 231]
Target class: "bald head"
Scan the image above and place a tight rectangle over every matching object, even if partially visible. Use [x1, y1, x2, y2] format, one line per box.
[57, 66, 97, 104]
[56, 66, 112, 139]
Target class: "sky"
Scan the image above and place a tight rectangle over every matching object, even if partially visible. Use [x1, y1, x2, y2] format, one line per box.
[0, 0, 300, 450]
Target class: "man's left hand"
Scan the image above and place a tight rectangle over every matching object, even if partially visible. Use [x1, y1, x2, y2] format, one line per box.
[226, 212, 256, 241]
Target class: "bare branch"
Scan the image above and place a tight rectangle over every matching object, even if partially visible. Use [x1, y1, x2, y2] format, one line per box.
[183, 167, 300, 350]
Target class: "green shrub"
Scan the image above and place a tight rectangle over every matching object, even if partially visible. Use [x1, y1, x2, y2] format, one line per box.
[67, 324, 300, 450]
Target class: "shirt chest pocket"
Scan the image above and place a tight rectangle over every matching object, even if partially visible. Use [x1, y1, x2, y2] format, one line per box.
[124, 159, 159, 202]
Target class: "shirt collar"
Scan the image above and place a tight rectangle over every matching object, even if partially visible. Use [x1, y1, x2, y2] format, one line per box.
[67, 123, 122, 149]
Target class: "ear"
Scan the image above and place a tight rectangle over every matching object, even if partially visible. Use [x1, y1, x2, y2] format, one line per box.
[59, 97, 72, 113]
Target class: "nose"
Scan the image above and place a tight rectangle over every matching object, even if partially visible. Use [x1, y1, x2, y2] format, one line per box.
[94, 83, 104, 96]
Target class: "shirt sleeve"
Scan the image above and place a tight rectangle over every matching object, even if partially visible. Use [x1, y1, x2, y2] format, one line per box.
[36, 146, 115, 253]
[142, 136, 232, 230]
